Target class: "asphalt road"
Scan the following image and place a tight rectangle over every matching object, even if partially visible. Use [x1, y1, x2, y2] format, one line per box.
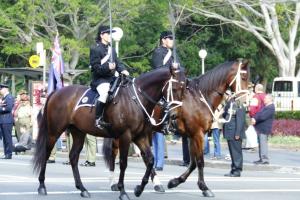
[0, 155, 300, 200]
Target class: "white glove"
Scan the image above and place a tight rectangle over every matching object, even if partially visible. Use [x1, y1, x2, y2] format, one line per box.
[121, 70, 129, 76]
[172, 62, 179, 69]
[109, 62, 116, 70]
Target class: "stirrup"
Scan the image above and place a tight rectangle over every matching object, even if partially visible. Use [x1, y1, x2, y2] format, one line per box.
[162, 124, 172, 135]
[95, 118, 110, 129]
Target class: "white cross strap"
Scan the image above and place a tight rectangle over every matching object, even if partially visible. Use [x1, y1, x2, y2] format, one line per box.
[163, 49, 172, 65]
[101, 46, 112, 65]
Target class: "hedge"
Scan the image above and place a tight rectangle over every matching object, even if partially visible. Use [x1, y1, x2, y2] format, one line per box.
[271, 111, 300, 136]
[272, 119, 300, 137]
[275, 111, 300, 120]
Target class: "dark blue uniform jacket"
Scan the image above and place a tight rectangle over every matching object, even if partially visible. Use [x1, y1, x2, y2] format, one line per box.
[152, 46, 179, 69]
[223, 100, 246, 140]
[253, 104, 275, 135]
[0, 94, 15, 124]
[90, 41, 125, 90]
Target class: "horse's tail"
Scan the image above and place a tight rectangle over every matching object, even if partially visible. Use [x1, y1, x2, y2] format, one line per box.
[102, 138, 115, 168]
[102, 138, 119, 170]
[32, 92, 54, 174]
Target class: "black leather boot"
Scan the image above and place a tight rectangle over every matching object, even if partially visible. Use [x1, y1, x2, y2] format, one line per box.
[95, 101, 110, 128]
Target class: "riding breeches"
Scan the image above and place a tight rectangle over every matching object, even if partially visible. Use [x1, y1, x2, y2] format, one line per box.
[96, 82, 110, 103]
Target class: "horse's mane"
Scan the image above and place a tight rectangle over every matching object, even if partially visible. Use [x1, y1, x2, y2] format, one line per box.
[188, 61, 234, 96]
[137, 67, 169, 79]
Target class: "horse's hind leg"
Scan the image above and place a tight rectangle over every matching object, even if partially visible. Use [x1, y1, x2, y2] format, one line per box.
[69, 128, 90, 198]
[133, 136, 155, 197]
[38, 136, 57, 195]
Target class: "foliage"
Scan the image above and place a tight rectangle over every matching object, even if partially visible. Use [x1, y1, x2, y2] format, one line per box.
[176, 11, 278, 81]
[0, 0, 290, 85]
[275, 111, 300, 120]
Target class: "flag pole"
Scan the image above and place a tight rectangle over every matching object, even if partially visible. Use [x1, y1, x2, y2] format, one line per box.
[108, 0, 113, 63]
[168, 0, 177, 64]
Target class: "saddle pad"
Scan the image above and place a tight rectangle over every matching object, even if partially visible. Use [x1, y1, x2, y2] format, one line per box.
[74, 89, 98, 111]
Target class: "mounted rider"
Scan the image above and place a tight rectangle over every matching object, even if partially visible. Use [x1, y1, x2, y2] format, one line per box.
[90, 25, 129, 128]
[152, 30, 180, 134]
[152, 31, 179, 70]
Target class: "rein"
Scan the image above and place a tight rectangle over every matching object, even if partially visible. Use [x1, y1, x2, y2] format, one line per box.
[132, 76, 183, 126]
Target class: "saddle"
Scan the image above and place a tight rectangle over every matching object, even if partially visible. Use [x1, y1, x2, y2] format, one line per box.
[74, 76, 131, 111]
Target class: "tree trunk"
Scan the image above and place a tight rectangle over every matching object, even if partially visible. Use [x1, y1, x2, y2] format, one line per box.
[69, 50, 80, 70]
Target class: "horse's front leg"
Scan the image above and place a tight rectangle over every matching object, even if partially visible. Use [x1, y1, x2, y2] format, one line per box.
[133, 137, 156, 197]
[167, 137, 197, 189]
[117, 132, 131, 200]
[69, 130, 90, 198]
[193, 133, 214, 197]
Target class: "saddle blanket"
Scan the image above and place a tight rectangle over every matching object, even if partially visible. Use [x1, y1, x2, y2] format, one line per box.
[74, 89, 98, 111]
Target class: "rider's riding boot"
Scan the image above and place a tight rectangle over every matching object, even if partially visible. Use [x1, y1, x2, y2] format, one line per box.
[161, 118, 170, 135]
[95, 101, 110, 128]
[161, 100, 172, 135]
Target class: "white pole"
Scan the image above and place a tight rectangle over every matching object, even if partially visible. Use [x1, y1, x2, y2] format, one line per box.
[115, 41, 119, 57]
[201, 58, 205, 75]
[42, 49, 46, 88]
[198, 49, 207, 75]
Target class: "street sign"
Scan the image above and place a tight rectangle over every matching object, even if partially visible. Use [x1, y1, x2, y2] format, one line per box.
[29, 55, 40, 68]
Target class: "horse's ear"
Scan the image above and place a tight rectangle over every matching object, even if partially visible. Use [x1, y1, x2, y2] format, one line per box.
[240, 59, 249, 68]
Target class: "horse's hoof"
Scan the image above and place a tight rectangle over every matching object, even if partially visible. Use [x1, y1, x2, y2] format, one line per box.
[111, 184, 120, 191]
[38, 187, 47, 195]
[80, 190, 91, 198]
[119, 192, 130, 200]
[134, 185, 143, 197]
[154, 184, 165, 193]
[167, 178, 179, 189]
[202, 190, 215, 197]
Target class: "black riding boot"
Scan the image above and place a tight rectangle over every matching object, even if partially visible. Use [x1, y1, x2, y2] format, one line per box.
[95, 101, 110, 128]
[161, 102, 171, 135]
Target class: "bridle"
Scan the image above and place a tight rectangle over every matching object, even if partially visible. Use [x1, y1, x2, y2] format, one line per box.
[131, 69, 185, 126]
[228, 61, 249, 101]
[199, 61, 249, 122]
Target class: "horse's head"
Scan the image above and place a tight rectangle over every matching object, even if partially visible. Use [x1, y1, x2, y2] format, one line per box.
[227, 59, 250, 99]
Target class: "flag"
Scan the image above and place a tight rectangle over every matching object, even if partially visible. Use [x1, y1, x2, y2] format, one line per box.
[47, 33, 64, 94]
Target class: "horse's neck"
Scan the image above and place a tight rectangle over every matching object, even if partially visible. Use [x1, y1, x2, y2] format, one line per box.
[133, 80, 164, 113]
[134, 69, 170, 107]
[190, 79, 227, 111]
[209, 85, 227, 110]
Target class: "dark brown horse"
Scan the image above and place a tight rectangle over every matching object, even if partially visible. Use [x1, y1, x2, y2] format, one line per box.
[32, 66, 186, 200]
[104, 59, 249, 197]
